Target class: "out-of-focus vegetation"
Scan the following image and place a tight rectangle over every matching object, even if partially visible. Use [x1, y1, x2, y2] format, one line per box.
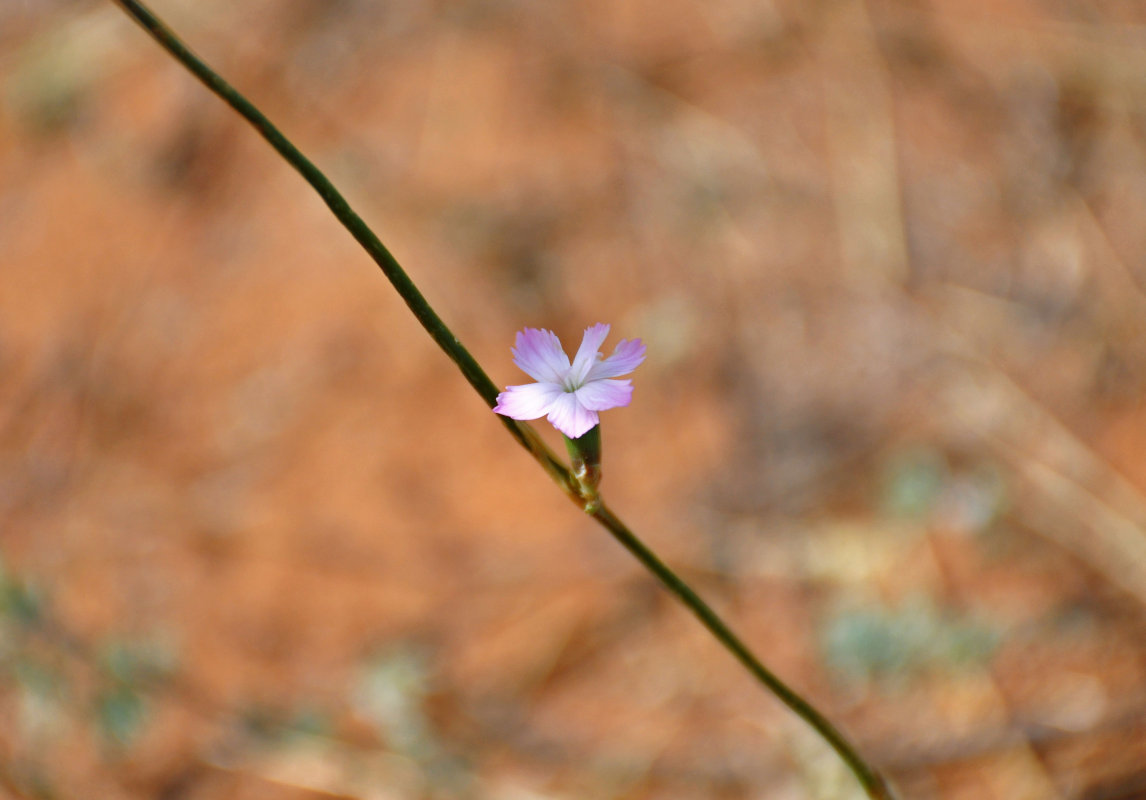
[3, 0, 1146, 797]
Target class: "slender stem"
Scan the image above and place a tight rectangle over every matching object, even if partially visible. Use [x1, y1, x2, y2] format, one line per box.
[108, 2, 896, 797]
[107, 0, 550, 449]
[592, 503, 897, 799]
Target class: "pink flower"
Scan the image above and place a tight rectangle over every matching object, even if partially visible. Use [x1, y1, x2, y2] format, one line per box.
[494, 323, 647, 439]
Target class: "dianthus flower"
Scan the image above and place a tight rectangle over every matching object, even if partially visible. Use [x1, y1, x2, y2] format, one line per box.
[494, 323, 646, 439]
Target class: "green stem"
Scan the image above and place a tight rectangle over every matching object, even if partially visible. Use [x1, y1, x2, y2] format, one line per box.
[108, 2, 896, 796]
[592, 503, 897, 799]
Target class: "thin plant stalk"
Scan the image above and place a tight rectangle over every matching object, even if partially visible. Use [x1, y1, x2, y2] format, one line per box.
[108, 2, 897, 797]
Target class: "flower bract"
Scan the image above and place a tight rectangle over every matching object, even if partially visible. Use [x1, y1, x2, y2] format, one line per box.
[493, 323, 646, 439]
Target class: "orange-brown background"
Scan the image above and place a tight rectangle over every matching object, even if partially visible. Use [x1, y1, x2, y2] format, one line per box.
[3, 0, 1146, 797]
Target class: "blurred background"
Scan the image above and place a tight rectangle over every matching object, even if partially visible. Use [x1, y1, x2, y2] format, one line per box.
[3, 0, 1146, 797]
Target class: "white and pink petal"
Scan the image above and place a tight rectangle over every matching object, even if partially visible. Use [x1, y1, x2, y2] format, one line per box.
[545, 392, 600, 439]
[493, 381, 563, 420]
[574, 379, 633, 411]
[512, 328, 570, 384]
[568, 323, 611, 385]
[587, 338, 646, 381]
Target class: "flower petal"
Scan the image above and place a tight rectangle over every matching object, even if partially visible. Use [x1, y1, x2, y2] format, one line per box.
[512, 328, 570, 384]
[586, 338, 646, 381]
[493, 382, 563, 420]
[545, 392, 599, 439]
[574, 379, 633, 411]
[568, 323, 611, 386]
